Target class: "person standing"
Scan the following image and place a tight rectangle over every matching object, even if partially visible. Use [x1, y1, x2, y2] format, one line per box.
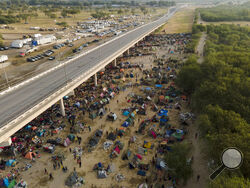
[197, 175, 200, 182]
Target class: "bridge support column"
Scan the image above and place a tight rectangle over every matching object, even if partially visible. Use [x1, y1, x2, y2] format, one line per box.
[67, 90, 75, 96]
[127, 49, 130, 55]
[60, 98, 66, 116]
[113, 59, 117, 67]
[94, 73, 98, 86]
[0, 137, 12, 147]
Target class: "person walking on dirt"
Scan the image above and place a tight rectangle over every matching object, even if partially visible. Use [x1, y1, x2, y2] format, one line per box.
[197, 175, 200, 182]
[49, 173, 53, 180]
[195, 133, 198, 139]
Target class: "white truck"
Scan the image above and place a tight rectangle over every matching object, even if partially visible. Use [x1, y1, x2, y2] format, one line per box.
[0, 55, 8, 63]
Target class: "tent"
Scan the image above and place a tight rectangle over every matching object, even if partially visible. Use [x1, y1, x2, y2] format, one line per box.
[98, 170, 108, 179]
[158, 109, 168, 116]
[143, 141, 152, 149]
[126, 118, 133, 124]
[7, 180, 16, 188]
[155, 84, 162, 88]
[150, 130, 157, 139]
[6, 159, 16, 167]
[64, 138, 71, 147]
[67, 134, 75, 141]
[123, 111, 130, 116]
[25, 152, 36, 160]
[89, 112, 97, 119]
[122, 121, 129, 127]
[107, 132, 117, 141]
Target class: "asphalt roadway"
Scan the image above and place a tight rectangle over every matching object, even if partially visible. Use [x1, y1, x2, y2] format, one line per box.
[0, 7, 177, 128]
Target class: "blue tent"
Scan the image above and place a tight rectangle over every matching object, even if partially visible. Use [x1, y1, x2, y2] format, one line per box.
[158, 109, 168, 116]
[176, 129, 184, 134]
[166, 130, 174, 137]
[123, 111, 130, 116]
[25, 125, 32, 130]
[122, 121, 129, 127]
[160, 118, 168, 122]
[6, 159, 16, 167]
[155, 84, 162, 88]
[63, 96, 69, 100]
[145, 87, 151, 91]
[4, 178, 9, 187]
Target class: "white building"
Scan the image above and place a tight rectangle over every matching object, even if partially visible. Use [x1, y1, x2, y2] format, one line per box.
[35, 35, 56, 45]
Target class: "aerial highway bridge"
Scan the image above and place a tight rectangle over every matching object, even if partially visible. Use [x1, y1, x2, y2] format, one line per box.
[0, 7, 178, 146]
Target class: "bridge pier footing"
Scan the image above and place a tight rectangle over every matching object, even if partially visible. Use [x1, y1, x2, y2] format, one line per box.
[94, 73, 98, 86]
[0, 137, 12, 147]
[67, 90, 75, 96]
[60, 98, 66, 116]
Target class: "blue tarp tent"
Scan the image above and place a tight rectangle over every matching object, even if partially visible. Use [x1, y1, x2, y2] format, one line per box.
[4, 178, 9, 187]
[123, 111, 130, 116]
[6, 159, 16, 167]
[166, 130, 174, 137]
[25, 125, 32, 130]
[63, 96, 69, 100]
[160, 118, 168, 122]
[145, 87, 151, 91]
[155, 84, 162, 88]
[158, 109, 168, 116]
[122, 121, 129, 127]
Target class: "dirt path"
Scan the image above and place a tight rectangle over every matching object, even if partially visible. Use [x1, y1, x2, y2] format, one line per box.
[182, 123, 209, 188]
[182, 31, 209, 188]
[196, 32, 207, 64]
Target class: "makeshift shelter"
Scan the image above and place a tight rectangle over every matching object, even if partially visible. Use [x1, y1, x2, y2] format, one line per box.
[107, 132, 117, 141]
[123, 111, 130, 116]
[122, 121, 129, 128]
[158, 109, 168, 116]
[143, 141, 153, 149]
[89, 112, 97, 119]
[6, 159, 16, 167]
[67, 134, 75, 142]
[107, 113, 117, 121]
[25, 152, 36, 160]
[64, 138, 71, 147]
[98, 170, 108, 179]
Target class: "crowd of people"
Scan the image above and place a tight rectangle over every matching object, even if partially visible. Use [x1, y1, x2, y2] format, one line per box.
[0, 33, 194, 188]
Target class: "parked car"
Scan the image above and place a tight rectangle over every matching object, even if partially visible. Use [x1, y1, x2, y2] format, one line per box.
[48, 56, 55, 60]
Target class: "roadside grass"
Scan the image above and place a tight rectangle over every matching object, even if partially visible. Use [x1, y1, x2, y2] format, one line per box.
[156, 7, 196, 34]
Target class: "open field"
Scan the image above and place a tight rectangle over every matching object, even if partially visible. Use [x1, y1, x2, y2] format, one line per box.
[157, 7, 195, 34]
[0, 8, 168, 34]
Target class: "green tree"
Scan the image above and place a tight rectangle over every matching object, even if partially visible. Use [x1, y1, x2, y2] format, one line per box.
[209, 175, 250, 188]
[176, 56, 202, 94]
[165, 142, 193, 184]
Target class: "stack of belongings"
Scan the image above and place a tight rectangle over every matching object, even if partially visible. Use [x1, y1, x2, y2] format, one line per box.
[65, 172, 84, 187]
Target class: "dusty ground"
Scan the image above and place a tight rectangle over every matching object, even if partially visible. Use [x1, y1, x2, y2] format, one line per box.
[2, 42, 202, 188]
[157, 7, 196, 34]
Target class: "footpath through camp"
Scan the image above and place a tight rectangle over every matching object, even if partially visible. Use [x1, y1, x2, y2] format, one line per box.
[0, 33, 206, 188]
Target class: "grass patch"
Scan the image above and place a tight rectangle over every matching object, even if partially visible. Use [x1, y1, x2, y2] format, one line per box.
[157, 7, 196, 34]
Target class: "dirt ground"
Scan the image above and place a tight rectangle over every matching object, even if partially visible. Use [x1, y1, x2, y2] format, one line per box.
[0, 32, 209, 188]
